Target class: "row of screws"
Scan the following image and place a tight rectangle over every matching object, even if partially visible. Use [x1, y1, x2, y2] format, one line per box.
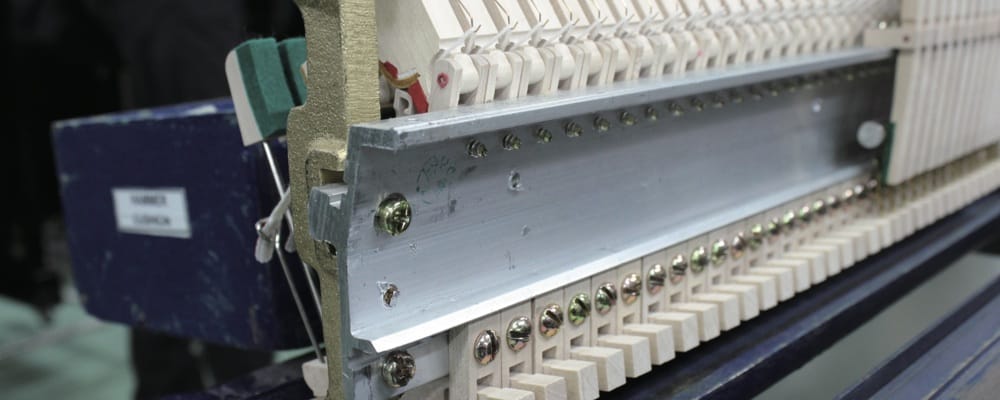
[379, 179, 880, 387]
[461, 64, 892, 159]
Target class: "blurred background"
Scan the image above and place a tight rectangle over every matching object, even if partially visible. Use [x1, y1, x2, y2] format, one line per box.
[3, 1, 306, 398]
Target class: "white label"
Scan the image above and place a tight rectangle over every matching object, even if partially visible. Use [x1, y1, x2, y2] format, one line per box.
[112, 188, 192, 239]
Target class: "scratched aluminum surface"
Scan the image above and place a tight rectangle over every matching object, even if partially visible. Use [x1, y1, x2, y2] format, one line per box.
[324, 50, 895, 354]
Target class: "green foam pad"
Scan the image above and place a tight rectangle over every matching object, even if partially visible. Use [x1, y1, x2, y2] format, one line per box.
[278, 38, 308, 106]
[225, 38, 296, 146]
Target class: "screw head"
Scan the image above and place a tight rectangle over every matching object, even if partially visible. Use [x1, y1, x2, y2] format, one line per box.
[535, 128, 553, 143]
[812, 199, 827, 216]
[568, 294, 591, 325]
[375, 194, 412, 236]
[647, 264, 667, 294]
[668, 101, 685, 116]
[382, 284, 400, 307]
[842, 188, 856, 204]
[506, 317, 532, 352]
[781, 210, 797, 233]
[731, 233, 747, 260]
[539, 304, 563, 337]
[502, 134, 521, 150]
[381, 351, 416, 388]
[620, 112, 637, 126]
[690, 98, 705, 112]
[798, 205, 812, 225]
[594, 116, 611, 132]
[645, 107, 659, 121]
[729, 89, 744, 104]
[474, 330, 500, 365]
[749, 224, 764, 251]
[467, 140, 488, 158]
[691, 246, 709, 273]
[711, 94, 726, 108]
[767, 218, 782, 241]
[595, 283, 617, 314]
[564, 122, 583, 137]
[710, 239, 729, 265]
[670, 254, 688, 283]
[621, 274, 641, 305]
[853, 184, 866, 200]
[826, 195, 840, 210]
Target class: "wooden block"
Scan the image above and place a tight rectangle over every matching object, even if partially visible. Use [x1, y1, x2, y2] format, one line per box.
[690, 293, 740, 331]
[624, 324, 675, 365]
[478, 386, 535, 400]
[670, 303, 720, 341]
[784, 251, 827, 284]
[648, 312, 700, 352]
[542, 360, 599, 400]
[510, 374, 567, 400]
[814, 237, 856, 269]
[765, 259, 811, 293]
[597, 335, 652, 378]
[568, 347, 625, 392]
[730, 275, 778, 310]
[800, 243, 842, 276]
[748, 267, 795, 301]
[711, 284, 759, 321]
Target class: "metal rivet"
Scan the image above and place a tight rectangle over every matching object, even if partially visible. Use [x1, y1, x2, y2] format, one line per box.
[731, 233, 747, 260]
[670, 254, 688, 283]
[749, 224, 764, 251]
[621, 274, 641, 305]
[375, 194, 411, 236]
[594, 116, 611, 132]
[620, 111, 637, 126]
[826, 195, 840, 210]
[381, 351, 416, 388]
[467, 140, 488, 158]
[645, 106, 659, 121]
[382, 283, 400, 307]
[506, 317, 532, 352]
[502, 134, 521, 150]
[710, 239, 728, 265]
[781, 210, 797, 233]
[691, 246, 709, 273]
[595, 283, 617, 315]
[798, 205, 812, 225]
[564, 122, 583, 137]
[668, 101, 685, 116]
[647, 264, 667, 294]
[474, 330, 500, 365]
[535, 128, 553, 143]
[813, 199, 827, 216]
[568, 294, 591, 325]
[539, 304, 563, 337]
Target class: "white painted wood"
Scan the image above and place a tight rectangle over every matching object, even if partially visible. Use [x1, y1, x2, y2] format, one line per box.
[541, 360, 600, 400]
[748, 267, 795, 302]
[670, 303, 720, 341]
[648, 312, 700, 352]
[690, 293, 740, 331]
[624, 324, 675, 365]
[765, 259, 811, 293]
[510, 373, 568, 400]
[711, 284, 759, 321]
[730, 275, 778, 311]
[568, 347, 626, 391]
[597, 335, 652, 378]
[478, 386, 536, 400]
[783, 251, 827, 285]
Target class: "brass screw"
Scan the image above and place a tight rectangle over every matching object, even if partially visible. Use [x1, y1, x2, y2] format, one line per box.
[798, 205, 812, 225]
[841, 188, 856, 204]
[564, 122, 583, 137]
[535, 128, 553, 143]
[690, 97, 705, 112]
[474, 330, 500, 365]
[381, 351, 416, 388]
[621, 274, 641, 305]
[710, 239, 729, 265]
[647, 264, 667, 294]
[691, 246, 709, 273]
[594, 116, 611, 132]
[731, 233, 747, 260]
[853, 184, 866, 200]
[668, 101, 685, 116]
[620, 111, 637, 126]
[766, 218, 782, 241]
[595, 283, 617, 315]
[826, 195, 840, 210]
[506, 317, 532, 352]
[568, 294, 591, 325]
[812, 199, 827, 216]
[749, 224, 764, 250]
[539, 304, 564, 337]
[729, 89, 744, 104]
[467, 140, 488, 158]
[670, 254, 688, 283]
[711, 94, 726, 108]
[375, 194, 412, 236]
[502, 134, 521, 150]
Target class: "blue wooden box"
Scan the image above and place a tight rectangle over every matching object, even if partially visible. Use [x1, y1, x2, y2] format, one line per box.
[52, 99, 319, 350]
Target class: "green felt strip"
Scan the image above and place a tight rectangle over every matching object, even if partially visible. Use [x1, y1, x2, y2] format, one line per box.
[278, 38, 308, 106]
[234, 38, 295, 140]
